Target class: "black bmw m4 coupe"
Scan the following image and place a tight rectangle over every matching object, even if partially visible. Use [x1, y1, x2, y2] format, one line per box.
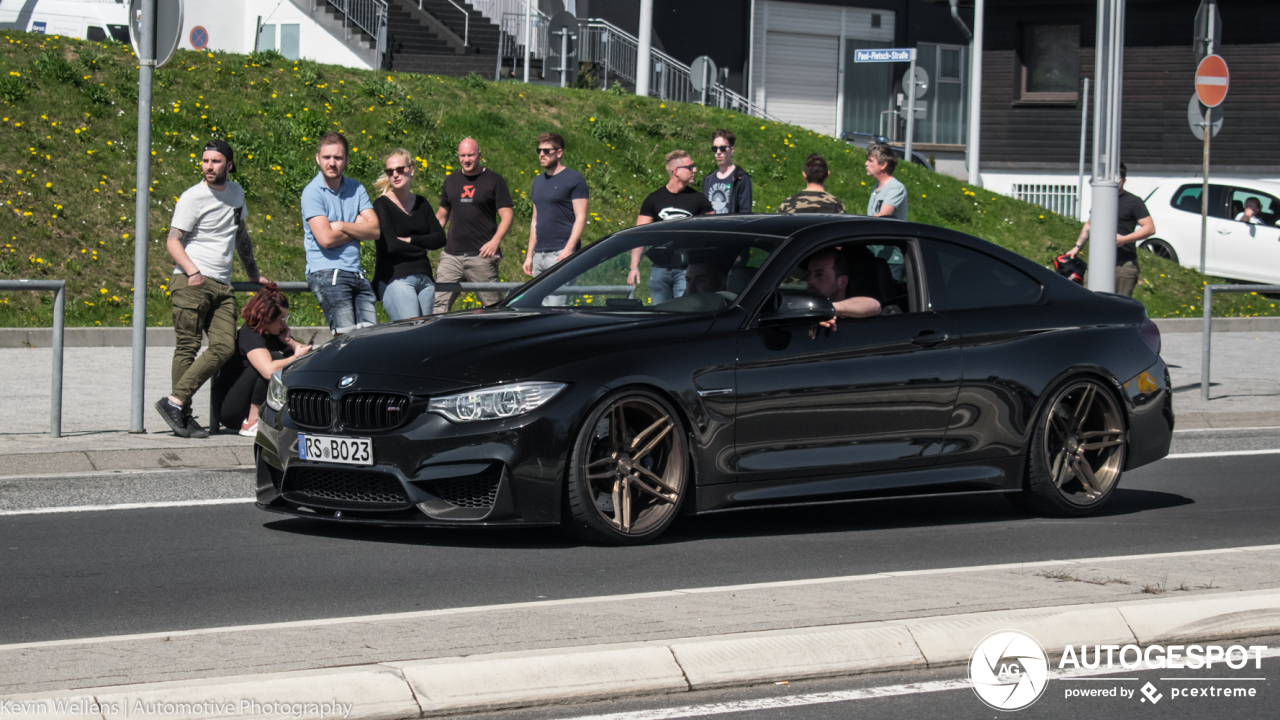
[254, 215, 1173, 545]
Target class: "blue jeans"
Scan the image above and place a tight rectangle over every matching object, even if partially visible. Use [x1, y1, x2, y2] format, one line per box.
[307, 269, 377, 333]
[648, 266, 687, 305]
[378, 274, 436, 321]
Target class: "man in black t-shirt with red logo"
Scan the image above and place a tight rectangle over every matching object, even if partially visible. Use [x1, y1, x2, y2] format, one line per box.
[434, 138, 514, 312]
[627, 150, 715, 304]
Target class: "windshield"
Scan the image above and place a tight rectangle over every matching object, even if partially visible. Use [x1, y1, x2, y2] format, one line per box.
[506, 230, 784, 312]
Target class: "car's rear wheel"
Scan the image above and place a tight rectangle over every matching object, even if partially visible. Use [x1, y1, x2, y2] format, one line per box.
[564, 390, 687, 545]
[1014, 378, 1126, 516]
[1142, 239, 1179, 264]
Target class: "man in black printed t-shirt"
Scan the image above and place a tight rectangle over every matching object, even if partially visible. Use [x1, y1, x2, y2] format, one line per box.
[434, 138, 514, 312]
[627, 149, 715, 304]
[1067, 163, 1155, 296]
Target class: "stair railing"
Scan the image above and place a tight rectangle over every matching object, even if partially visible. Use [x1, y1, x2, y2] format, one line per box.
[424, 0, 471, 47]
[323, 0, 389, 62]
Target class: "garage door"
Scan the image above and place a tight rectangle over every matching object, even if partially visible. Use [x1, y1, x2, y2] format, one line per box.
[764, 31, 839, 136]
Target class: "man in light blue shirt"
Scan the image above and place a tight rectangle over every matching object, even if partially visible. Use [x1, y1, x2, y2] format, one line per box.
[865, 143, 908, 221]
[302, 132, 380, 333]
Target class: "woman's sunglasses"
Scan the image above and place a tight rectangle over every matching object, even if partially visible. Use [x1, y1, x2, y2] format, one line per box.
[383, 165, 412, 177]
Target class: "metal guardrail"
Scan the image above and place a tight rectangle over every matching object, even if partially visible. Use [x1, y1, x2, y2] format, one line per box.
[1201, 284, 1280, 401]
[427, 0, 470, 47]
[0, 279, 65, 438]
[323, 0, 388, 61]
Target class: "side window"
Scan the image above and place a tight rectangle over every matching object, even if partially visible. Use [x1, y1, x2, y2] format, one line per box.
[921, 240, 1042, 311]
[1229, 188, 1280, 226]
[777, 240, 918, 314]
[1170, 184, 1229, 218]
[87, 26, 107, 42]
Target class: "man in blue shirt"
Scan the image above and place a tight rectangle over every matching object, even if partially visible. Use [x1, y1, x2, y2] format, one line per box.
[302, 132, 380, 333]
[523, 132, 589, 306]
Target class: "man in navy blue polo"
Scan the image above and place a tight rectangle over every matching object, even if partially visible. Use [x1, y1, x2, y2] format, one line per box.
[301, 132, 380, 333]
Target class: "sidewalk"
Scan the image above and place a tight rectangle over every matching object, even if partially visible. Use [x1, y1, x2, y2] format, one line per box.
[0, 332, 1276, 477]
[2, 546, 1278, 715]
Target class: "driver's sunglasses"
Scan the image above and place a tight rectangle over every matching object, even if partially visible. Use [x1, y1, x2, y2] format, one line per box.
[712, 145, 733, 154]
[536, 147, 559, 155]
[384, 165, 412, 177]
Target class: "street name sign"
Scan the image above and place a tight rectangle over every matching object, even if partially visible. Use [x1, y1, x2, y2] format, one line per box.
[854, 48, 914, 63]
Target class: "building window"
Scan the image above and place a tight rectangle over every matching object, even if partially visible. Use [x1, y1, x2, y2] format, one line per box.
[1019, 24, 1079, 103]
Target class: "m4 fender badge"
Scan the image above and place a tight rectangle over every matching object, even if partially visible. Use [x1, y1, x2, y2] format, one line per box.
[338, 375, 358, 389]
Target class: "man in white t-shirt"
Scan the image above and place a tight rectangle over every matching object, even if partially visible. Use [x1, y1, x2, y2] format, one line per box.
[156, 140, 269, 438]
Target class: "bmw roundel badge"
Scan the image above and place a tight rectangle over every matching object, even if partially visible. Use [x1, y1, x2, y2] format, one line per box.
[338, 375, 358, 389]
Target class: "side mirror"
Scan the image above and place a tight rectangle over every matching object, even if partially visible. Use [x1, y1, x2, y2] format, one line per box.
[758, 289, 834, 326]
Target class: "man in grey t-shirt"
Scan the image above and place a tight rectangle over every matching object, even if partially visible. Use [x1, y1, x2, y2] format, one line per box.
[865, 143, 908, 221]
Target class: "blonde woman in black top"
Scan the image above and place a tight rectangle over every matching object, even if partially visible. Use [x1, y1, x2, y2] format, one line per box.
[371, 149, 447, 320]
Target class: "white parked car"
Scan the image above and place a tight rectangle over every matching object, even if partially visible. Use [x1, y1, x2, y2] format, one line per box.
[0, 0, 130, 44]
[1142, 177, 1280, 285]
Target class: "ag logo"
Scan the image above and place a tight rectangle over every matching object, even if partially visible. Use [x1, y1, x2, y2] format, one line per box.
[338, 375, 358, 389]
[969, 630, 1050, 711]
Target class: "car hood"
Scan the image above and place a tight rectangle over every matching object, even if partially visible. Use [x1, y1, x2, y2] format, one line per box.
[285, 308, 715, 389]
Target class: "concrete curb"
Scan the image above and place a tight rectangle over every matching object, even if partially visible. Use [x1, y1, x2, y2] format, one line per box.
[4, 589, 1277, 719]
[0, 446, 254, 477]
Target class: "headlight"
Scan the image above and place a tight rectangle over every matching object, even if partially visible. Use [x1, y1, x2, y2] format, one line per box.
[428, 382, 566, 423]
[266, 371, 288, 411]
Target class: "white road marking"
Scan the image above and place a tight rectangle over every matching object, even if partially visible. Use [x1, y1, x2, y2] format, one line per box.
[1174, 426, 1280, 433]
[555, 648, 1280, 720]
[0, 465, 252, 481]
[1164, 449, 1280, 459]
[0, 498, 254, 516]
[0, 545, 1277, 652]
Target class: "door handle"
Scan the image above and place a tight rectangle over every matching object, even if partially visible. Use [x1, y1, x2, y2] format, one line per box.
[1217, 229, 1232, 234]
[911, 331, 949, 347]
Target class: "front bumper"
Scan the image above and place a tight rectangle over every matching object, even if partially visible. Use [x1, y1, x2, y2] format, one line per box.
[254, 383, 601, 527]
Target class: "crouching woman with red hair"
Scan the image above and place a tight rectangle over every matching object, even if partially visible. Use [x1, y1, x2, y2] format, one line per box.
[212, 283, 313, 436]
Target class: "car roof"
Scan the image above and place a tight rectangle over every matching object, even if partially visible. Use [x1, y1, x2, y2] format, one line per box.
[1154, 177, 1280, 194]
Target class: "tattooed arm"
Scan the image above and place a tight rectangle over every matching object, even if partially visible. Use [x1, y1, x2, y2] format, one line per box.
[164, 227, 206, 286]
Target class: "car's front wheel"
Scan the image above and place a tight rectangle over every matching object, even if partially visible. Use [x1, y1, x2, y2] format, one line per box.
[564, 390, 688, 545]
[1014, 378, 1127, 517]
[1142, 238, 1179, 265]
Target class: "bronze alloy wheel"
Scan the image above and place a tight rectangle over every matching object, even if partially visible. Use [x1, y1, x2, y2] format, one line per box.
[1018, 378, 1127, 516]
[565, 391, 687, 544]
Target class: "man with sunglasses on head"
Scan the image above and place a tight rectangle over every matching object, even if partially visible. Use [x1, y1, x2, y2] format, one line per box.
[434, 138, 514, 313]
[155, 139, 270, 438]
[627, 150, 715, 304]
[703, 129, 752, 215]
[301, 132, 380, 335]
[523, 132, 589, 306]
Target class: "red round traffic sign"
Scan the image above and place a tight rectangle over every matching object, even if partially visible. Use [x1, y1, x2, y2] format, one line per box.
[1196, 54, 1229, 108]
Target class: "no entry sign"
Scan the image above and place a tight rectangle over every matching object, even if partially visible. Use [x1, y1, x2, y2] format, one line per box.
[1195, 54, 1229, 107]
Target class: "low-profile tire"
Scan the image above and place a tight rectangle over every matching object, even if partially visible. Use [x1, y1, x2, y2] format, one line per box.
[1013, 377, 1127, 517]
[563, 389, 689, 545]
[1142, 239, 1179, 265]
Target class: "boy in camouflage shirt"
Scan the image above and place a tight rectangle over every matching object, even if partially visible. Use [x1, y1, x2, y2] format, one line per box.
[777, 154, 845, 214]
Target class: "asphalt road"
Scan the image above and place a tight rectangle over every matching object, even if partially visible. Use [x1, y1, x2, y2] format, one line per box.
[1, 430, 1278, 644]
[488, 636, 1280, 720]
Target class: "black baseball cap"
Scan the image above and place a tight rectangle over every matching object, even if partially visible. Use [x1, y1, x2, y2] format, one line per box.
[202, 139, 236, 173]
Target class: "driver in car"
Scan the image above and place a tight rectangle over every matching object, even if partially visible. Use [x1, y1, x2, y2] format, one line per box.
[684, 258, 730, 295]
[803, 248, 881, 329]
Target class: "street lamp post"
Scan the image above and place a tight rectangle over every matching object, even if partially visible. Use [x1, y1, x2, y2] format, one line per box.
[1087, 0, 1126, 294]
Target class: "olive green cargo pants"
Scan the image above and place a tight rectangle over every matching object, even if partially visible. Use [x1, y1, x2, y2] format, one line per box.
[169, 273, 238, 405]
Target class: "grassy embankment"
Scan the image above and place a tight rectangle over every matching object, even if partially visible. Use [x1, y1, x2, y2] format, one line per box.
[1, 30, 1275, 327]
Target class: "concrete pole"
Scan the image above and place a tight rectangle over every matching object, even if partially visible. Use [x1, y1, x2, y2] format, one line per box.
[904, 52, 917, 167]
[1087, 0, 1126, 294]
[523, 0, 532, 83]
[966, 0, 984, 187]
[636, 0, 653, 97]
[130, 0, 156, 433]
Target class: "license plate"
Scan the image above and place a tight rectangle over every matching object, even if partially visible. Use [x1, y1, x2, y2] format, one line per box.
[298, 434, 373, 466]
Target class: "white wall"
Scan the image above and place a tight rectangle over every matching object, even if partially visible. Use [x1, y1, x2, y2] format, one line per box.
[182, 0, 373, 69]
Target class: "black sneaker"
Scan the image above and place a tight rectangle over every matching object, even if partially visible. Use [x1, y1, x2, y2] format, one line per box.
[154, 397, 190, 438]
[184, 412, 210, 439]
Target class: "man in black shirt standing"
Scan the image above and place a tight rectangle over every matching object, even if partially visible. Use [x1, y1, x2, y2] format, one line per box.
[434, 138, 514, 312]
[627, 150, 715, 303]
[1067, 163, 1155, 296]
